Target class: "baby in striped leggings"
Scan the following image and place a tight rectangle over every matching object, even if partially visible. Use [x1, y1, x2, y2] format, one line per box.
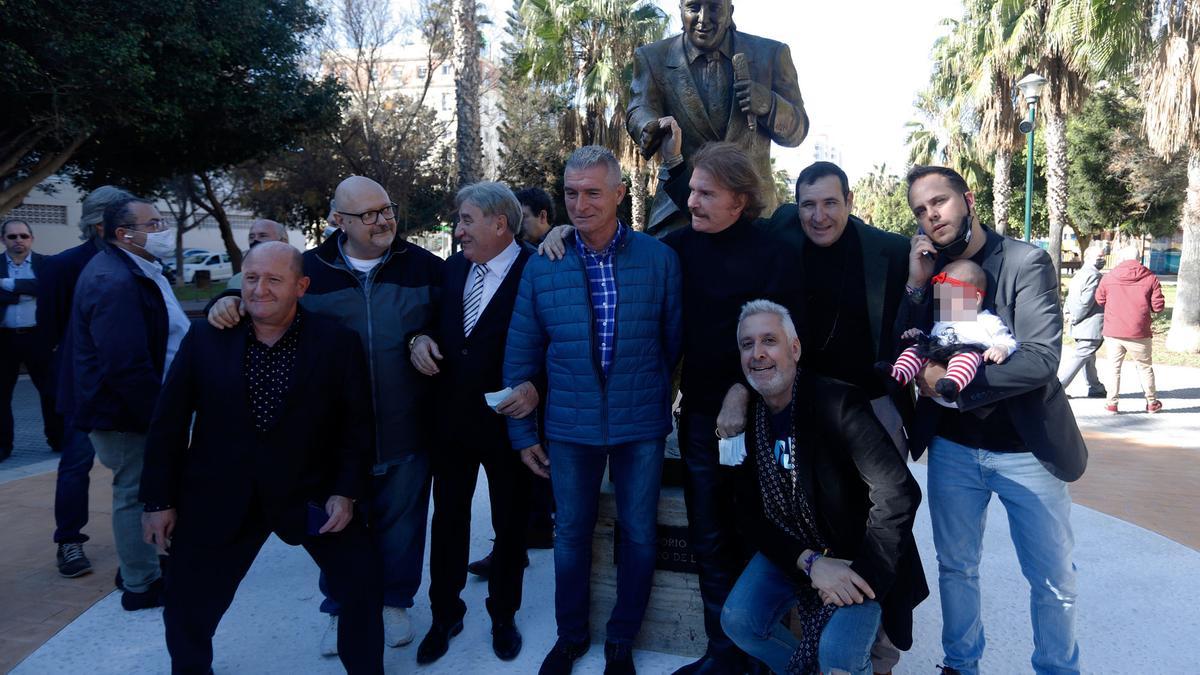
[880, 258, 1017, 403]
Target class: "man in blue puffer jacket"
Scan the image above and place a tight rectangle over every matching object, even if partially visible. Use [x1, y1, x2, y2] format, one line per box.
[503, 146, 682, 675]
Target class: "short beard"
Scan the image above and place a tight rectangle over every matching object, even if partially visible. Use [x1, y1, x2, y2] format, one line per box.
[749, 369, 791, 400]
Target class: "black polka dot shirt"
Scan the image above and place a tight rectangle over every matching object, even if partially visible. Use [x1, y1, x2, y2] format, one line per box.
[244, 311, 302, 432]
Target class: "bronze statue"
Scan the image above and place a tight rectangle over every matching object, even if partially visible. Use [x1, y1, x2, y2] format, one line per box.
[627, 0, 808, 235]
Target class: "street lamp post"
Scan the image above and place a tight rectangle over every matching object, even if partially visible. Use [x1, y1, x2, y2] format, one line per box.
[1017, 73, 1048, 242]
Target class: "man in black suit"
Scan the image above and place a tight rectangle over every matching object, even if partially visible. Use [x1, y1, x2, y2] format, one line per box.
[0, 218, 61, 461]
[409, 182, 536, 665]
[900, 165, 1086, 675]
[141, 242, 383, 675]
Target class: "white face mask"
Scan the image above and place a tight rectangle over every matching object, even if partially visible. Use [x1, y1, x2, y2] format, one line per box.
[127, 228, 176, 259]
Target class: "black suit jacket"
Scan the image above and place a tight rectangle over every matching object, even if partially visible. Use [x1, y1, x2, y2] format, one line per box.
[429, 244, 534, 451]
[140, 312, 375, 545]
[896, 228, 1088, 481]
[736, 372, 927, 650]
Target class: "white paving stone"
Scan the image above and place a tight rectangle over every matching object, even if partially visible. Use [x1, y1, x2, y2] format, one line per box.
[14, 462, 1200, 674]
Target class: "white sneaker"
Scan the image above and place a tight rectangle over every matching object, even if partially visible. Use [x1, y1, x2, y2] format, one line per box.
[383, 606, 414, 647]
[319, 615, 339, 656]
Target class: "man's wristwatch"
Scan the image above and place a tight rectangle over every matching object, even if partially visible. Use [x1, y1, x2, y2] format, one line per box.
[407, 333, 423, 351]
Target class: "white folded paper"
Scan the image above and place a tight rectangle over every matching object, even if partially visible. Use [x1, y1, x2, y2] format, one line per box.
[718, 433, 747, 466]
[484, 387, 513, 411]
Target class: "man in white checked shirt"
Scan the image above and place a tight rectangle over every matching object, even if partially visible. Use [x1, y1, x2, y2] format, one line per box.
[410, 182, 540, 665]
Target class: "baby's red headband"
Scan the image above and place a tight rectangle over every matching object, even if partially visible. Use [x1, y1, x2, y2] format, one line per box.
[932, 271, 982, 298]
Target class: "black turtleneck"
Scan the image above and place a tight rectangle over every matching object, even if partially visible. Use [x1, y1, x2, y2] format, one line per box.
[663, 218, 805, 417]
[799, 223, 881, 396]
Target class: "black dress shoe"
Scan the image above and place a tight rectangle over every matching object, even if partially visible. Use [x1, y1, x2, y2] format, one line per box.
[415, 619, 463, 665]
[120, 577, 164, 611]
[1087, 387, 1108, 398]
[491, 617, 523, 661]
[538, 637, 589, 675]
[603, 641, 635, 674]
[467, 551, 531, 579]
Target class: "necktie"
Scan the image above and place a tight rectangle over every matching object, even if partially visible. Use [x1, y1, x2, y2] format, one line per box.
[463, 263, 488, 336]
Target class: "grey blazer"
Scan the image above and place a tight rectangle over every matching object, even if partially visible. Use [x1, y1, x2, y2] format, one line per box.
[1064, 265, 1103, 340]
[897, 229, 1088, 482]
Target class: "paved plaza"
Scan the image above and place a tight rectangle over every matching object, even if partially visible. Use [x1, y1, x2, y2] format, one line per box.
[2, 363, 1199, 673]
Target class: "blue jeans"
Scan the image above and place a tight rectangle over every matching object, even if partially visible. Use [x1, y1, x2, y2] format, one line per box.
[928, 437, 1080, 675]
[722, 553, 881, 674]
[53, 423, 95, 544]
[550, 437, 664, 645]
[321, 451, 431, 612]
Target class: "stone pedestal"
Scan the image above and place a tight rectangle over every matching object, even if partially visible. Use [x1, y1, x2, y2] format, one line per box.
[588, 483, 706, 657]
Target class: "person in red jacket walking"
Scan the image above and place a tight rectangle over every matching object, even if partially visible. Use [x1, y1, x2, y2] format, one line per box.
[1095, 246, 1166, 413]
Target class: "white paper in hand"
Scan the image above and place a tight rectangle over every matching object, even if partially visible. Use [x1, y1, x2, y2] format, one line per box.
[718, 433, 747, 466]
[484, 387, 513, 412]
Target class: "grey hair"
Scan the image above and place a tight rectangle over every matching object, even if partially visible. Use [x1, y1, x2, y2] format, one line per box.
[564, 145, 623, 188]
[456, 181, 523, 236]
[737, 299, 798, 344]
[79, 185, 134, 241]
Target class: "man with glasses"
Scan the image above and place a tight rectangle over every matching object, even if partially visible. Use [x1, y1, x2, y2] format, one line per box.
[0, 218, 61, 462]
[208, 176, 444, 656]
[67, 197, 191, 611]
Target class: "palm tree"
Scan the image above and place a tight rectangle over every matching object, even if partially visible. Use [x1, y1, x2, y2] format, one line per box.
[1000, 0, 1150, 280]
[454, 0, 483, 185]
[1143, 0, 1200, 353]
[508, 0, 667, 227]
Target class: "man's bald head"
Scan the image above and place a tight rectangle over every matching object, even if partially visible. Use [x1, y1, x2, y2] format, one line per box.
[332, 175, 397, 258]
[248, 219, 288, 248]
[243, 241, 303, 278]
[334, 176, 389, 213]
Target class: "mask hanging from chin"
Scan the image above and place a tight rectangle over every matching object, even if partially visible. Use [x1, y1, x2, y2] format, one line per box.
[933, 195, 974, 258]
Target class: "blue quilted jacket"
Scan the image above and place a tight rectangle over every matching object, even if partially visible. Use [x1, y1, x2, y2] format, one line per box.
[504, 229, 682, 449]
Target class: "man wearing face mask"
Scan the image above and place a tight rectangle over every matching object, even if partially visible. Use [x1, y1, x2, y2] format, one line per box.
[67, 196, 191, 611]
[899, 166, 1086, 675]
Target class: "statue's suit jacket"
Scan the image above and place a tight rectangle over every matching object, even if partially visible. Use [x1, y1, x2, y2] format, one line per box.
[627, 31, 807, 230]
[897, 229, 1088, 482]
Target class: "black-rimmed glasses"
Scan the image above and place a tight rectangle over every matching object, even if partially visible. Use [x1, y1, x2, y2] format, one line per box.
[337, 203, 399, 226]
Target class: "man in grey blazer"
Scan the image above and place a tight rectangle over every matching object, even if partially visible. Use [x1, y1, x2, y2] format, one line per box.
[626, 0, 807, 235]
[1058, 242, 1107, 397]
[899, 166, 1085, 675]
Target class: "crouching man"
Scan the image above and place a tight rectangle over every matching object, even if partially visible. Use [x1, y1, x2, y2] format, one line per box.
[721, 300, 927, 675]
[140, 242, 384, 674]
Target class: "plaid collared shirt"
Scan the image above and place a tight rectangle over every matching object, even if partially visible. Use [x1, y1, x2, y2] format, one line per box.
[575, 223, 626, 378]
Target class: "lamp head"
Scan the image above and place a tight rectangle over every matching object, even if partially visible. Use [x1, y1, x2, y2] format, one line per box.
[1016, 73, 1048, 103]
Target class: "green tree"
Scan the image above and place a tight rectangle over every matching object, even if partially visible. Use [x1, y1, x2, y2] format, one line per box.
[507, 0, 667, 227]
[1142, 0, 1200, 352]
[454, 0, 484, 185]
[853, 165, 917, 237]
[2, 0, 343, 273]
[1068, 79, 1183, 252]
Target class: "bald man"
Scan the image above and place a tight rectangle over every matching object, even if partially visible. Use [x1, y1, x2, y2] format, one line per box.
[207, 176, 444, 654]
[226, 219, 289, 291]
[143, 242, 383, 674]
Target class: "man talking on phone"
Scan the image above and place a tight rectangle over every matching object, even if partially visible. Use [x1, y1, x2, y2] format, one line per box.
[140, 242, 384, 674]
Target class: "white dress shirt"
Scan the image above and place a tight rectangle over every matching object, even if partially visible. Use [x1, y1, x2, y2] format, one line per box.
[120, 249, 192, 379]
[462, 239, 521, 316]
[1, 254, 37, 328]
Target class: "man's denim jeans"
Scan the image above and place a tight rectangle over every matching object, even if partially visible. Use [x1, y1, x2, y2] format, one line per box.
[90, 430, 161, 593]
[722, 553, 881, 674]
[549, 437, 664, 645]
[928, 436, 1080, 675]
[321, 451, 431, 613]
[54, 423, 95, 544]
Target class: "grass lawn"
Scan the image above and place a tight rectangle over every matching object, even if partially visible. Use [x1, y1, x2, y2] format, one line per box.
[173, 280, 228, 303]
[1062, 280, 1199, 369]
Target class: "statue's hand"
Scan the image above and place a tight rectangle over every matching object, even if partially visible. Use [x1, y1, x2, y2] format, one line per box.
[640, 119, 662, 150]
[734, 79, 772, 118]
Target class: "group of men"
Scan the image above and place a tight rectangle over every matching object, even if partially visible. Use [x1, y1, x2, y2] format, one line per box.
[3, 0, 1091, 672]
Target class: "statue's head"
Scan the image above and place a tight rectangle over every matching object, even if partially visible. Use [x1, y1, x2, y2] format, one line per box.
[680, 0, 733, 53]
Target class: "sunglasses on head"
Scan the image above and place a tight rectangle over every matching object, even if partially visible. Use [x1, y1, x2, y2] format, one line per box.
[5, 233, 30, 240]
